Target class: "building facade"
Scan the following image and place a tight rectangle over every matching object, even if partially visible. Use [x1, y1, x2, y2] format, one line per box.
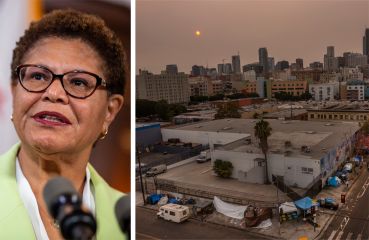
[136, 69, 190, 104]
[309, 82, 339, 101]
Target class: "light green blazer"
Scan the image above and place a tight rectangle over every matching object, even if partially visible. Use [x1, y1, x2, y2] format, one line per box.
[0, 143, 126, 239]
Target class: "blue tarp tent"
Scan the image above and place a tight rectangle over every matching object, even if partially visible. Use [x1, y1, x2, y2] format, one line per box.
[328, 176, 340, 187]
[294, 197, 313, 210]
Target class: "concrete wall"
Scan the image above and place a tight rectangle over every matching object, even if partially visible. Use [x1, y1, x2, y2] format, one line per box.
[161, 129, 249, 146]
[212, 149, 321, 188]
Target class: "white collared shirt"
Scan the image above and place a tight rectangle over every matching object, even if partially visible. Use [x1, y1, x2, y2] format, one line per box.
[16, 159, 95, 240]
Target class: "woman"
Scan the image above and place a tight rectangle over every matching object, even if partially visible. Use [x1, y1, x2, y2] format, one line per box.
[0, 9, 127, 239]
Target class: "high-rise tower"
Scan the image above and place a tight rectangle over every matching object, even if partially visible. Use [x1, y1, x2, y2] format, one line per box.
[232, 54, 241, 74]
[258, 47, 269, 77]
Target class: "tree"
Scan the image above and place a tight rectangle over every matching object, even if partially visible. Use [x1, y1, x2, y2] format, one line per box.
[213, 159, 233, 178]
[155, 100, 172, 121]
[215, 103, 241, 119]
[254, 119, 272, 184]
[136, 99, 157, 118]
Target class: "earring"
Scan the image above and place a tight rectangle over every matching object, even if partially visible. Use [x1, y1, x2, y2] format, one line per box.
[10, 114, 13, 121]
[99, 128, 108, 140]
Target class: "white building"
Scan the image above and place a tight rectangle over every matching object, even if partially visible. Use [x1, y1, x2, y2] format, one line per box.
[309, 82, 339, 101]
[346, 79, 365, 101]
[136, 69, 190, 104]
[341, 67, 364, 81]
[161, 119, 359, 189]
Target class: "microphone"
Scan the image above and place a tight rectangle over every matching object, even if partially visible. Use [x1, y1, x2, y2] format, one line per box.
[115, 194, 131, 239]
[43, 177, 97, 240]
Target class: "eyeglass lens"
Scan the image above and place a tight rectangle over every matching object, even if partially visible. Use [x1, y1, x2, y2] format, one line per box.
[19, 66, 98, 98]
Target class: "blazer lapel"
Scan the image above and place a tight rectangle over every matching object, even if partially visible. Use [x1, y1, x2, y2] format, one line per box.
[0, 143, 36, 239]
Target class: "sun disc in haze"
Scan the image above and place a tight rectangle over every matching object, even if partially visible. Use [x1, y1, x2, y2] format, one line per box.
[195, 30, 201, 36]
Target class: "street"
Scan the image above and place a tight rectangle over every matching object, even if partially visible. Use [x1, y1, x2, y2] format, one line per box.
[321, 167, 369, 240]
[136, 206, 268, 239]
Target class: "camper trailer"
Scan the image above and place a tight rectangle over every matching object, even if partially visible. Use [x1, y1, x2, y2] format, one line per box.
[157, 203, 190, 223]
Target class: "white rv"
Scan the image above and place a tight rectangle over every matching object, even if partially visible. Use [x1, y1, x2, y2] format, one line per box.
[157, 204, 190, 223]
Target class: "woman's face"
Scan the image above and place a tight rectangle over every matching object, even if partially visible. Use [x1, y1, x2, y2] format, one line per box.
[11, 37, 123, 156]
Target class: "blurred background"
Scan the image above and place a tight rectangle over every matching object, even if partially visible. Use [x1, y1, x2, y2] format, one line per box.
[0, 0, 131, 192]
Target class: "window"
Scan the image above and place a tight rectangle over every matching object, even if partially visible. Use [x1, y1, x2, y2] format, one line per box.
[301, 167, 313, 174]
[170, 211, 175, 216]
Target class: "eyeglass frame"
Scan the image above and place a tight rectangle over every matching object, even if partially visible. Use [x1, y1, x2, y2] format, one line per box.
[15, 64, 108, 99]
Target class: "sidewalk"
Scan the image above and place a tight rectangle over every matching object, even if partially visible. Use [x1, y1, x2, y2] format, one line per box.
[135, 163, 363, 239]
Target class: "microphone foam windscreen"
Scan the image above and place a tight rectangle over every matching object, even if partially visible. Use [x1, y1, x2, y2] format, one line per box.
[115, 195, 130, 232]
[43, 176, 77, 215]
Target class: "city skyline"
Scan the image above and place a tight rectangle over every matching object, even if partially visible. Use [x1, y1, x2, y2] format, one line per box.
[137, 0, 369, 74]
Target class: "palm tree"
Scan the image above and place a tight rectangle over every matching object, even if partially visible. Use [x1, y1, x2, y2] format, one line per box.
[254, 119, 272, 184]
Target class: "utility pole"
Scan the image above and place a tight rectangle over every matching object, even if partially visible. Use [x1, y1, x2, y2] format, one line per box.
[136, 145, 146, 205]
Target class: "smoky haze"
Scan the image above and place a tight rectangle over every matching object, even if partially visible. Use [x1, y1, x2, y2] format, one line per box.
[137, 0, 369, 74]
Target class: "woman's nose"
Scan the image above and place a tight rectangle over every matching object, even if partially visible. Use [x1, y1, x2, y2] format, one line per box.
[41, 78, 69, 104]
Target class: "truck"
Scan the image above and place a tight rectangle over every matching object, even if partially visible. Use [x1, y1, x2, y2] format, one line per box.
[196, 150, 211, 163]
[157, 203, 190, 223]
[145, 164, 167, 177]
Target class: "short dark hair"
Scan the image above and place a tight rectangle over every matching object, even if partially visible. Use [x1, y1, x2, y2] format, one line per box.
[11, 9, 126, 95]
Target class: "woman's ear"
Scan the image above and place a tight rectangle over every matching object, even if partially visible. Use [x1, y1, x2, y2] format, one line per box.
[104, 94, 124, 126]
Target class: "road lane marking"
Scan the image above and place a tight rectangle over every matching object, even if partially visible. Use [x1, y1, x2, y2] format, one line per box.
[339, 216, 349, 231]
[200, 168, 212, 174]
[357, 177, 369, 199]
[336, 231, 344, 240]
[327, 230, 337, 240]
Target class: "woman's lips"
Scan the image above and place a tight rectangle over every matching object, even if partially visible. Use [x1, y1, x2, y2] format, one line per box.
[32, 111, 71, 126]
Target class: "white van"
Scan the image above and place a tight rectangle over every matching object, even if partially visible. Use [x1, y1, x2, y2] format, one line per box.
[196, 150, 211, 163]
[157, 203, 190, 223]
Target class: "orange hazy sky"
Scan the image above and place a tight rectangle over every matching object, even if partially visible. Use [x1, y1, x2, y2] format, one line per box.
[137, 0, 369, 74]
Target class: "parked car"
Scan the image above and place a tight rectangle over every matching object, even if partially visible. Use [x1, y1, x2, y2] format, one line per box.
[146, 164, 167, 177]
[157, 203, 190, 223]
[135, 163, 150, 176]
[318, 197, 339, 210]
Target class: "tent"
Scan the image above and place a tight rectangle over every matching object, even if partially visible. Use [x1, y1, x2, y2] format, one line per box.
[327, 176, 341, 187]
[294, 197, 314, 210]
[279, 202, 298, 213]
[213, 196, 247, 219]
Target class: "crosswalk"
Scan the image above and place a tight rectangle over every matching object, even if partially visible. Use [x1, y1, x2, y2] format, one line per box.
[327, 230, 363, 240]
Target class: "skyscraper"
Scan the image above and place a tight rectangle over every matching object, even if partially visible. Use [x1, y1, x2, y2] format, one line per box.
[258, 47, 269, 77]
[224, 63, 233, 74]
[324, 46, 338, 72]
[166, 64, 178, 74]
[232, 54, 241, 74]
[363, 28, 369, 56]
[217, 63, 224, 75]
[296, 58, 303, 70]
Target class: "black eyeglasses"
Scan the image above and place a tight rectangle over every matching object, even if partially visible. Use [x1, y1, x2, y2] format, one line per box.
[15, 64, 107, 99]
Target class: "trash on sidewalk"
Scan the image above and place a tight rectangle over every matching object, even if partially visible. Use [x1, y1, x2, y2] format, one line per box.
[252, 218, 272, 229]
